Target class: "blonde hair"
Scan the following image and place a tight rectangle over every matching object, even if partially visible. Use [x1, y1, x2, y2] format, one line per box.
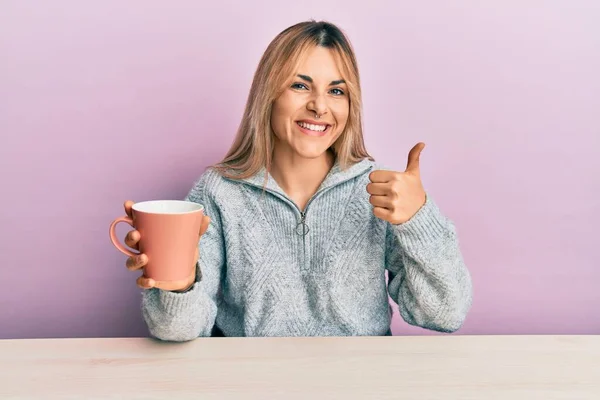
[213, 20, 373, 180]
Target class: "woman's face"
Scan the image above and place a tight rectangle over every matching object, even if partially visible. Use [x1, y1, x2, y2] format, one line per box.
[271, 46, 350, 160]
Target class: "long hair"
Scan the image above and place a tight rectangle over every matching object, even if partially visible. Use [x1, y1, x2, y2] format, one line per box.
[213, 20, 373, 179]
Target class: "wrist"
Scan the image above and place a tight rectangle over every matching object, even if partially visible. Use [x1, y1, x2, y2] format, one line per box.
[170, 274, 197, 293]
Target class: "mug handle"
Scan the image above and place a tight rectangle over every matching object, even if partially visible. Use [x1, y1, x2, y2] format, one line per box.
[109, 216, 139, 257]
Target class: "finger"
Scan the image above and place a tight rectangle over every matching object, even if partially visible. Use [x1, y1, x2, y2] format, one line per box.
[369, 170, 395, 183]
[373, 206, 393, 221]
[199, 215, 211, 238]
[124, 230, 140, 250]
[137, 274, 156, 289]
[405, 142, 425, 173]
[366, 182, 390, 196]
[124, 200, 135, 218]
[126, 253, 148, 271]
[369, 195, 393, 209]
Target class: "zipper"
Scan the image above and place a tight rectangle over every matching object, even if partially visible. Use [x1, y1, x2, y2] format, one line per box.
[299, 211, 307, 271]
[296, 211, 309, 236]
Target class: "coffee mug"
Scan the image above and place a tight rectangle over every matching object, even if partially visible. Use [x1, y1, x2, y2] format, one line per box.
[109, 200, 204, 284]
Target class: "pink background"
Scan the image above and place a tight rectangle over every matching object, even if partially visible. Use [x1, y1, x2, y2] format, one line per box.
[1, 1, 598, 339]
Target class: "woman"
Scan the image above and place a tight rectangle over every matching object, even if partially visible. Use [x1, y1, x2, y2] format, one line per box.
[123, 20, 473, 340]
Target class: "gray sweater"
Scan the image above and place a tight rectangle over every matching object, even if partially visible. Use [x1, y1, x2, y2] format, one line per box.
[141, 158, 473, 339]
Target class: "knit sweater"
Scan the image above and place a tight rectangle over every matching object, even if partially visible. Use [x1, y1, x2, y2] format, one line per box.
[140, 158, 473, 340]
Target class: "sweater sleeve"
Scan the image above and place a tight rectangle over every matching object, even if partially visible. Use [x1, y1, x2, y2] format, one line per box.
[140, 171, 225, 341]
[385, 194, 473, 333]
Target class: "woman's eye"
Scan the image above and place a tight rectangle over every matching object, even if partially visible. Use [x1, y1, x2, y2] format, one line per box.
[291, 83, 344, 96]
[291, 83, 308, 90]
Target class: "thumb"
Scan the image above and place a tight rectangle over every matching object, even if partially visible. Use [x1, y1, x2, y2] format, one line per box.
[405, 142, 425, 173]
[199, 215, 211, 238]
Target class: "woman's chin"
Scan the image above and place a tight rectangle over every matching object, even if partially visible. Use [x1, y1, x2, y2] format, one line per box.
[292, 145, 331, 160]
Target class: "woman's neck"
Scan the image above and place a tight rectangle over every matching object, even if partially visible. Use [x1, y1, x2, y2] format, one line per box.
[269, 146, 335, 211]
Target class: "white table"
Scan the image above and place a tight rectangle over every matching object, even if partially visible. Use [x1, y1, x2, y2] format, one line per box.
[1, 335, 599, 399]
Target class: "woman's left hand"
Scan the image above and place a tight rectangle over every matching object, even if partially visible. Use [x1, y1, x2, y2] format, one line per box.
[366, 142, 427, 225]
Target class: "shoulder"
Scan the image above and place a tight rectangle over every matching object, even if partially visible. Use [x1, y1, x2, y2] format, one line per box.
[185, 167, 230, 204]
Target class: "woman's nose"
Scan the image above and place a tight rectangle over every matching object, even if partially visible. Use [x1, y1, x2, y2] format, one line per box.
[307, 95, 328, 118]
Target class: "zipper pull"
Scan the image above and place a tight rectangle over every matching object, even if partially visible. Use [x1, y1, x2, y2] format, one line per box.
[296, 211, 309, 236]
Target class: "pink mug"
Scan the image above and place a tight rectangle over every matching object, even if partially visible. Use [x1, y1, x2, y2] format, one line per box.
[109, 200, 204, 285]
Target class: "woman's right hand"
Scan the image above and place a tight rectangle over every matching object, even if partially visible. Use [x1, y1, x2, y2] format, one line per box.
[122, 200, 211, 292]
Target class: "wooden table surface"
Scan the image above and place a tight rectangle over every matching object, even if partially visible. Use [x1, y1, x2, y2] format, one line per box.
[1, 335, 599, 399]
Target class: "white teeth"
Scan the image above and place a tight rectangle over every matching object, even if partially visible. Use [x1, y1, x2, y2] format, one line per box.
[298, 121, 327, 132]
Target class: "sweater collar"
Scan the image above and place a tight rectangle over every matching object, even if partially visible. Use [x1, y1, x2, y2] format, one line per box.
[234, 157, 375, 196]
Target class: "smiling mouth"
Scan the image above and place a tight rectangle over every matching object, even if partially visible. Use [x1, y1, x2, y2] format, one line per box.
[296, 121, 331, 136]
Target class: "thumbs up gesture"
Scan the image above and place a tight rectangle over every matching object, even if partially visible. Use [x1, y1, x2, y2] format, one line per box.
[367, 142, 427, 225]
